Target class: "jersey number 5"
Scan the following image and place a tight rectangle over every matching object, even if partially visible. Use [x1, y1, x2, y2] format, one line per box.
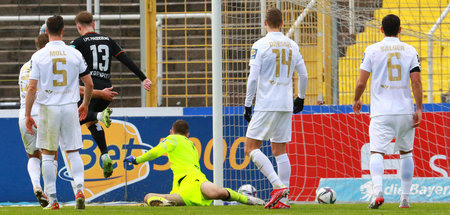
[272, 49, 292, 77]
[387, 52, 401, 81]
[52, 58, 67, 87]
[90, 44, 110, 72]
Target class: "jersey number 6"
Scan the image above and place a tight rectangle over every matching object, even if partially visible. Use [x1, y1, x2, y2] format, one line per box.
[387, 52, 401, 81]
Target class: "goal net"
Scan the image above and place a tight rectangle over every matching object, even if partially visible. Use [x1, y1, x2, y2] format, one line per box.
[222, 0, 449, 203]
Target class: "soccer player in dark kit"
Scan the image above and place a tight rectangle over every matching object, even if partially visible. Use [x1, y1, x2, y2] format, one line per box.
[70, 11, 152, 178]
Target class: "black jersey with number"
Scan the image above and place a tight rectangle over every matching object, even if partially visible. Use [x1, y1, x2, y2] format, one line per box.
[70, 32, 123, 87]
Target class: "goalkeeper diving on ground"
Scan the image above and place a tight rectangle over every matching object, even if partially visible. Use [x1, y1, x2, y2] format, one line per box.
[124, 120, 265, 206]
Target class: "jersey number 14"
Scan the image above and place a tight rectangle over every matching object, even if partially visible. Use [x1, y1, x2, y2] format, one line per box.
[272, 49, 292, 77]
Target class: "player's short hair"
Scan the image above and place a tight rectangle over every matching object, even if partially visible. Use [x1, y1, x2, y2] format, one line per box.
[266, 8, 282, 28]
[35, 34, 49, 50]
[46, 15, 64, 35]
[172, 120, 189, 136]
[382, 14, 400, 36]
[75, 11, 93, 25]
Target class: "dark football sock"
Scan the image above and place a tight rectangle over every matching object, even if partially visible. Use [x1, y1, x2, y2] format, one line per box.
[80, 111, 99, 125]
[88, 123, 108, 155]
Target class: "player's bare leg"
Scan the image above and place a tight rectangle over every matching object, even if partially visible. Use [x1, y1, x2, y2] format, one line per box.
[270, 142, 290, 209]
[200, 182, 265, 205]
[144, 193, 184, 206]
[244, 137, 262, 155]
[245, 138, 287, 208]
[200, 181, 229, 200]
[399, 150, 413, 208]
[85, 120, 113, 178]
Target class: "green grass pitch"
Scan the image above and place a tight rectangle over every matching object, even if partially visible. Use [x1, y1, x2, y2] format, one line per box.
[0, 203, 449, 215]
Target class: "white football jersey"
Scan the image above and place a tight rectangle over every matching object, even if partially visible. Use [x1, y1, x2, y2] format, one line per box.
[30, 41, 87, 106]
[360, 37, 421, 117]
[18, 60, 39, 118]
[248, 32, 307, 111]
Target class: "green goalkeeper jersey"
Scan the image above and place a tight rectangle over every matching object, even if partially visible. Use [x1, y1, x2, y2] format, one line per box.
[136, 134, 202, 179]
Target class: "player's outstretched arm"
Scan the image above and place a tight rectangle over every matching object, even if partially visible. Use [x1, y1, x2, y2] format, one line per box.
[124, 143, 168, 165]
[353, 69, 370, 114]
[115, 50, 152, 91]
[410, 71, 423, 128]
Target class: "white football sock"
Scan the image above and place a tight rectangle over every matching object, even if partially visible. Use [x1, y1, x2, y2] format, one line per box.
[249, 149, 284, 189]
[42, 154, 57, 203]
[67, 151, 84, 189]
[53, 160, 58, 175]
[96, 112, 103, 121]
[276, 153, 291, 203]
[400, 153, 414, 201]
[370, 153, 384, 196]
[276, 153, 291, 187]
[27, 157, 41, 189]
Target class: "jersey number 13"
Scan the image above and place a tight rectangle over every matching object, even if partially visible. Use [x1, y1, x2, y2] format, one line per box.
[90, 44, 110, 72]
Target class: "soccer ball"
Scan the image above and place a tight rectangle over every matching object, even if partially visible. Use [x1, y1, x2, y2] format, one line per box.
[238, 184, 257, 197]
[316, 187, 337, 204]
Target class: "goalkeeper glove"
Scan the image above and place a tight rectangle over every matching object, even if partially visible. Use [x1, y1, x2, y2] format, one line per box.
[293, 97, 305, 113]
[123, 155, 138, 165]
[243, 106, 252, 123]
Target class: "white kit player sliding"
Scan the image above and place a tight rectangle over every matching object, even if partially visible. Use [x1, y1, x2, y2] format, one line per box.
[243, 8, 308, 209]
[353, 14, 423, 209]
[25, 15, 94, 210]
[18, 34, 51, 208]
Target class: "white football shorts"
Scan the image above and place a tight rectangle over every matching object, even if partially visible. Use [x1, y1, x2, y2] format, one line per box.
[36, 103, 83, 151]
[18, 116, 38, 154]
[246, 111, 292, 143]
[369, 114, 415, 154]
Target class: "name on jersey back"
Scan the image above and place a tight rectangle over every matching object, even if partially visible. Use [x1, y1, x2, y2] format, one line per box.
[49, 50, 66, 56]
[380, 45, 404, 52]
[269, 41, 292, 48]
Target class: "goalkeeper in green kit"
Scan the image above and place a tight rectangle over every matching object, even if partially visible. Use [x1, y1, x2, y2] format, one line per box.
[124, 120, 265, 206]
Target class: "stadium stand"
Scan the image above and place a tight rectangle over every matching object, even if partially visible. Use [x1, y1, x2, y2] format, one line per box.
[339, 0, 450, 104]
[0, 0, 143, 107]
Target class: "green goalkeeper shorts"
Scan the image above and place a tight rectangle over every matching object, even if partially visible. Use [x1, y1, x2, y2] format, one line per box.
[170, 172, 213, 206]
